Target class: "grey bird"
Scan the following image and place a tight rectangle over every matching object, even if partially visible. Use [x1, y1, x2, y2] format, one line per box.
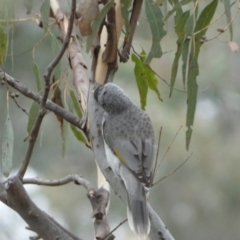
[94, 83, 155, 239]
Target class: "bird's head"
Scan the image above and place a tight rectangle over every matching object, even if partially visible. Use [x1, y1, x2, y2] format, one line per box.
[94, 83, 131, 114]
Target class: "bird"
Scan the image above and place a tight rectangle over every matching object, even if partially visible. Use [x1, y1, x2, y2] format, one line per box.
[94, 83, 155, 239]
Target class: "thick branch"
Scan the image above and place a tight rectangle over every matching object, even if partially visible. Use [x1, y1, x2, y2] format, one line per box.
[2, 177, 82, 240]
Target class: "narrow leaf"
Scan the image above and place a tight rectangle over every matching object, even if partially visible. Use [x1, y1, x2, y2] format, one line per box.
[170, 11, 190, 97]
[186, 57, 198, 150]
[185, 0, 218, 149]
[164, 0, 191, 22]
[33, 62, 42, 92]
[67, 97, 87, 144]
[182, 14, 194, 87]
[70, 90, 82, 118]
[51, 34, 61, 80]
[27, 101, 40, 135]
[70, 124, 87, 144]
[61, 119, 68, 157]
[144, 65, 162, 102]
[40, 0, 50, 32]
[194, 0, 218, 58]
[0, 26, 7, 64]
[23, 0, 33, 14]
[120, 0, 132, 37]
[145, 0, 166, 64]
[132, 53, 148, 110]
[51, 83, 64, 126]
[223, 0, 233, 41]
[2, 107, 14, 177]
[86, 0, 114, 52]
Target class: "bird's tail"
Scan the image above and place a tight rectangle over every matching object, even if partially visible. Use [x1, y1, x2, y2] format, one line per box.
[120, 168, 150, 239]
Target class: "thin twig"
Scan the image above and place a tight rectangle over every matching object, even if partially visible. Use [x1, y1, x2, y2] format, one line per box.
[9, 93, 29, 116]
[101, 219, 127, 240]
[157, 126, 182, 171]
[17, 0, 76, 179]
[23, 174, 94, 193]
[151, 127, 162, 184]
[153, 152, 193, 186]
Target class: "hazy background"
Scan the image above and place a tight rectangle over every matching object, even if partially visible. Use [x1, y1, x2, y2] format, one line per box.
[0, 1, 240, 239]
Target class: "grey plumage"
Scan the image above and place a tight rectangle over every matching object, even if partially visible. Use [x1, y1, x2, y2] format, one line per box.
[94, 83, 155, 239]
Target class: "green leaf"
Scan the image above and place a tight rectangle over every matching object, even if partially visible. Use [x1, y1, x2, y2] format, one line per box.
[86, 0, 114, 52]
[2, 111, 14, 177]
[193, 0, 218, 58]
[120, 0, 132, 37]
[164, 0, 191, 22]
[40, 0, 50, 32]
[70, 90, 82, 118]
[223, 0, 233, 41]
[132, 52, 162, 110]
[132, 53, 148, 110]
[186, 56, 198, 150]
[170, 11, 190, 97]
[145, 0, 166, 64]
[51, 34, 61, 80]
[0, 26, 7, 64]
[182, 13, 194, 87]
[27, 101, 40, 135]
[185, 0, 218, 150]
[67, 97, 87, 144]
[70, 124, 87, 144]
[172, 0, 183, 20]
[23, 0, 33, 14]
[146, 64, 162, 102]
[61, 119, 68, 157]
[33, 62, 42, 92]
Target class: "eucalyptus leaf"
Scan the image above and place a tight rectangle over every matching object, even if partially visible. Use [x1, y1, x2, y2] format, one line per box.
[145, 0, 166, 64]
[120, 0, 132, 37]
[170, 11, 190, 97]
[2, 112, 14, 177]
[132, 52, 162, 110]
[67, 96, 87, 144]
[33, 62, 42, 92]
[185, 0, 218, 150]
[70, 90, 82, 118]
[223, 0, 233, 40]
[51, 34, 61, 80]
[23, 0, 33, 14]
[40, 0, 50, 32]
[61, 119, 68, 157]
[0, 26, 7, 64]
[27, 101, 40, 135]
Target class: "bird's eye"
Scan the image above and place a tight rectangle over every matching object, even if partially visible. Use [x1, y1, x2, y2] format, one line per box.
[103, 91, 106, 95]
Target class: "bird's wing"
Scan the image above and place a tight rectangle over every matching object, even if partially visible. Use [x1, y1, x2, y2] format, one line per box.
[105, 136, 154, 187]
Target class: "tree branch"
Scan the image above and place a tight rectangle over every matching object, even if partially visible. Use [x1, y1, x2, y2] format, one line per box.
[120, 0, 143, 62]
[23, 175, 114, 240]
[1, 177, 82, 240]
